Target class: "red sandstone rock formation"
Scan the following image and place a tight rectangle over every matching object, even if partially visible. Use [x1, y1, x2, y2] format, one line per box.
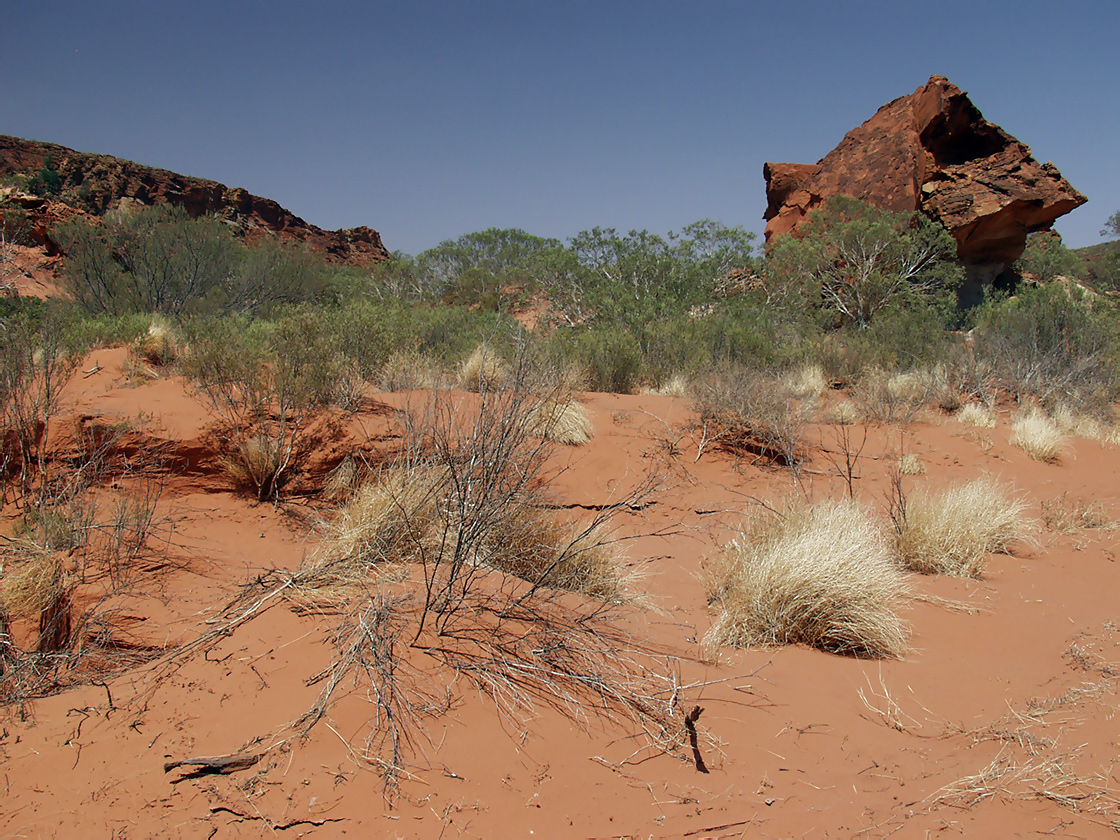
[0, 135, 389, 268]
[763, 76, 1086, 266]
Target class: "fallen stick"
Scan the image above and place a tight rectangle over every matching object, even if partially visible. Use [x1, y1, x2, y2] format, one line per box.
[163, 753, 262, 775]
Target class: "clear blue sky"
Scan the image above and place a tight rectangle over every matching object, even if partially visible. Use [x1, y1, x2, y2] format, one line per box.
[4, 1, 1117, 256]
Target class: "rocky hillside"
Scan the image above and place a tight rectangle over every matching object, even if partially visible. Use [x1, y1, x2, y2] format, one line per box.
[0, 135, 389, 268]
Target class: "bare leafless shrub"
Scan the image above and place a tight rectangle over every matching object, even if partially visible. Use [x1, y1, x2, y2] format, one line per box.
[163, 342, 677, 796]
[1041, 493, 1113, 533]
[693, 364, 810, 468]
[705, 499, 909, 658]
[893, 477, 1035, 578]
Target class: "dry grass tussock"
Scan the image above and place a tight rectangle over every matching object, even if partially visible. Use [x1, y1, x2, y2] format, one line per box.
[897, 453, 925, 475]
[825, 399, 860, 425]
[220, 434, 285, 498]
[704, 499, 908, 658]
[309, 462, 624, 604]
[525, 396, 594, 445]
[854, 368, 932, 424]
[0, 552, 67, 621]
[1051, 404, 1118, 444]
[457, 345, 509, 392]
[640, 373, 691, 398]
[893, 477, 1035, 578]
[1011, 410, 1069, 463]
[379, 349, 443, 391]
[957, 402, 996, 428]
[782, 364, 828, 401]
[306, 465, 447, 594]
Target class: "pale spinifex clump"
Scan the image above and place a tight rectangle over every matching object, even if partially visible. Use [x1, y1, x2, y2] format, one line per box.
[1010, 411, 1069, 463]
[957, 403, 997, 428]
[705, 499, 908, 659]
[897, 453, 926, 475]
[826, 399, 860, 425]
[783, 364, 828, 401]
[379, 349, 443, 391]
[1050, 405, 1117, 444]
[525, 396, 594, 446]
[893, 477, 1035, 578]
[457, 345, 509, 392]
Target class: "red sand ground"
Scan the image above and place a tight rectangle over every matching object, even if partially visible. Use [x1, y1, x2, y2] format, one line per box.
[3, 352, 1119, 838]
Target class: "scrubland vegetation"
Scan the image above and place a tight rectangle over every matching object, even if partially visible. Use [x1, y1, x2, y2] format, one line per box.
[2, 194, 1120, 799]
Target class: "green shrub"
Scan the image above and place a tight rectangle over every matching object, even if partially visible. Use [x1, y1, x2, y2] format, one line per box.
[972, 283, 1119, 412]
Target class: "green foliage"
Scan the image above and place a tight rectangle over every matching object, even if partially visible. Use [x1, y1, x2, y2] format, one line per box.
[413, 228, 567, 312]
[565, 220, 756, 328]
[1014, 230, 1083, 282]
[549, 325, 643, 394]
[972, 283, 1120, 412]
[56, 205, 332, 317]
[1103, 210, 1120, 240]
[25, 154, 63, 198]
[180, 309, 349, 499]
[764, 197, 962, 329]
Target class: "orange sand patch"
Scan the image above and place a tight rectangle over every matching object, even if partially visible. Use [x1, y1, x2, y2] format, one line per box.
[3, 363, 1119, 838]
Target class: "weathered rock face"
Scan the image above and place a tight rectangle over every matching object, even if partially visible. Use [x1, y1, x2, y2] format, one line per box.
[0, 135, 389, 268]
[763, 76, 1086, 267]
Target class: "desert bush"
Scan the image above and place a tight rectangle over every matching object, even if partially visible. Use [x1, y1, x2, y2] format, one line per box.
[892, 477, 1034, 578]
[704, 499, 908, 658]
[972, 283, 1120, 412]
[181, 311, 346, 500]
[693, 364, 811, 467]
[764, 196, 961, 330]
[1014, 231, 1084, 283]
[548, 324, 644, 394]
[1010, 411, 1069, 463]
[0, 309, 85, 498]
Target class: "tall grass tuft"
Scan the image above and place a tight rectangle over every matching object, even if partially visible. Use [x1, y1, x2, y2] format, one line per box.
[705, 500, 908, 658]
[893, 477, 1034, 578]
[1011, 411, 1069, 463]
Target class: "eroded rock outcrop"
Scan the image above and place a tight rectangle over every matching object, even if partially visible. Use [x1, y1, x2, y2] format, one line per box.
[0, 135, 389, 268]
[763, 76, 1086, 268]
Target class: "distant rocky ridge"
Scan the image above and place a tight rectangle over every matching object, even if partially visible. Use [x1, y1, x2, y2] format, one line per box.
[763, 76, 1086, 272]
[0, 135, 389, 268]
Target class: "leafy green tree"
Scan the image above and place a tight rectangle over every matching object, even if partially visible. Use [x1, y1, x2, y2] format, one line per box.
[565, 219, 755, 326]
[764, 196, 961, 329]
[1014, 230, 1082, 282]
[1102, 210, 1120, 240]
[415, 228, 567, 311]
[57, 205, 331, 316]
